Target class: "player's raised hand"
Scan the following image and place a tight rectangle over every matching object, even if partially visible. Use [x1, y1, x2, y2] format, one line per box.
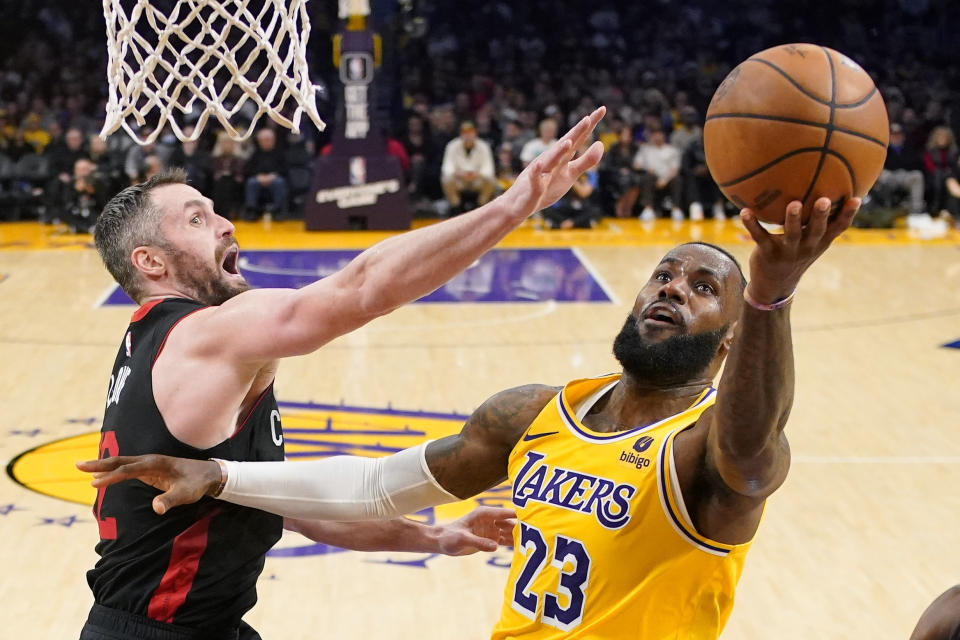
[500, 107, 606, 219]
[435, 506, 517, 556]
[77, 454, 221, 515]
[740, 196, 860, 304]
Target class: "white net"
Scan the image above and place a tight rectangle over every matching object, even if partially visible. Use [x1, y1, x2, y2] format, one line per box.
[100, 0, 326, 144]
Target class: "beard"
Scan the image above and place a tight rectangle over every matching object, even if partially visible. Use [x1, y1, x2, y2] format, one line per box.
[164, 241, 250, 306]
[612, 314, 727, 386]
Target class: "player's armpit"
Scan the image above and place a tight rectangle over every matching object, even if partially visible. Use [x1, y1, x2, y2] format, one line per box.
[425, 384, 558, 499]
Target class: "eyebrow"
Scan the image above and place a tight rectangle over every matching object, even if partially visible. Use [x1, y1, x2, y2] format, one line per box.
[183, 198, 214, 212]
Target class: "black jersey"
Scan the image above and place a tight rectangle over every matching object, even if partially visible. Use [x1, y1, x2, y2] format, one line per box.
[87, 298, 284, 633]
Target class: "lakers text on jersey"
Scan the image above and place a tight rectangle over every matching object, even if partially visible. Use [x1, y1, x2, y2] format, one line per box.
[490, 374, 754, 640]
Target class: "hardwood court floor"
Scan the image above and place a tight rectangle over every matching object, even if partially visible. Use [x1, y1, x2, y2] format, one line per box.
[1, 218, 959, 639]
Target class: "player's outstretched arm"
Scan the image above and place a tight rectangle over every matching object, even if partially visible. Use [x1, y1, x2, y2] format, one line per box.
[193, 110, 604, 364]
[77, 385, 555, 517]
[284, 506, 517, 556]
[704, 197, 859, 498]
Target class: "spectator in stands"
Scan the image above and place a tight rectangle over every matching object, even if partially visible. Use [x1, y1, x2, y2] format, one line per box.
[430, 104, 457, 146]
[922, 126, 957, 215]
[63, 157, 109, 233]
[124, 128, 170, 183]
[440, 121, 495, 215]
[670, 106, 701, 155]
[682, 133, 725, 221]
[874, 123, 925, 214]
[43, 126, 88, 220]
[384, 133, 411, 174]
[633, 125, 683, 221]
[520, 118, 558, 167]
[46, 127, 87, 180]
[474, 104, 501, 150]
[402, 114, 432, 206]
[211, 131, 247, 220]
[500, 119, 533, 167]
[87, 134, 124, 194]
[142, 155, 164, 181]
[21, 113, 51, 154]
[945, 168, 960, 227]
[495, 141, 519, 193]
[0, 110, 17, 156]
[168, 126, 212, 193]
[601, 124, 640, 218]
[244, 127, 288, 221]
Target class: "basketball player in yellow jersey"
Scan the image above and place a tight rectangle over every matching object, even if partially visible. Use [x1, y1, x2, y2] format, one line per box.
[82, 196, 859, 638]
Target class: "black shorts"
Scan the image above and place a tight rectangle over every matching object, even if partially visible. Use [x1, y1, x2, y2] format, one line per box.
[79, 604, 261, 640]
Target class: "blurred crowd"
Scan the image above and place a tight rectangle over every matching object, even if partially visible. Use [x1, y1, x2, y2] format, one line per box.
[2, 0, 960, 231]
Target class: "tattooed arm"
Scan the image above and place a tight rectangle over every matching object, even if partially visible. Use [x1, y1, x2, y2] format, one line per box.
[425, 385, 559, 498]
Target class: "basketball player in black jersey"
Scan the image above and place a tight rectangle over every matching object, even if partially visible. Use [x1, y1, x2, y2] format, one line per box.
[78, 109, 605, 640]
[911, 586, 960, 640]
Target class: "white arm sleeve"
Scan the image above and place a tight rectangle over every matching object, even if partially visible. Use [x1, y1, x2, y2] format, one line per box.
[217, 442, 459, 521]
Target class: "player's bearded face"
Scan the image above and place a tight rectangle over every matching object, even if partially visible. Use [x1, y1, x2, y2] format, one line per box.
[612, 313, 727, 385]
[163, 238, 250, 306]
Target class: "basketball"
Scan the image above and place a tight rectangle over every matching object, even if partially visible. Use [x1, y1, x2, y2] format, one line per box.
[704, 43, 889, 224]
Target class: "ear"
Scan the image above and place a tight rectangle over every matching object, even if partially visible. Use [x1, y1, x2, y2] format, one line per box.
[719, 320, 738, 355]
[131, 245, 167, 281]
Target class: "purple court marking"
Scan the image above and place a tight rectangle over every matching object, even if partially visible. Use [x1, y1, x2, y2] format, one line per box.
[278, 399, 466, 422]
[37, 515, 83, 527]
[944, 340, 960, 350]
[100, 248, 612, 306]
[8, 429, 43, 437]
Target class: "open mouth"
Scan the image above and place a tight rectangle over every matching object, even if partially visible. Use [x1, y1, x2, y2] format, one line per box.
[221, 246, 240, 275]
[643, 303, 682, 327]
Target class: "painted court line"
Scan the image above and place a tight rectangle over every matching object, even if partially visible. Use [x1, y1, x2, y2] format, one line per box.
[92, 284, 120, 309]
[571, 246, 620, 305]
[794, 455, 960, 464]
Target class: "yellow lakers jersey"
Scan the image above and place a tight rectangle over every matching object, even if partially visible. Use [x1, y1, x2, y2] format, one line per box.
[490, 374, 754, 640]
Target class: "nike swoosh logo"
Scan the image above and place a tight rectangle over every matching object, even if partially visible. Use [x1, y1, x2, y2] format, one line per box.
[522, 431, 558, 441]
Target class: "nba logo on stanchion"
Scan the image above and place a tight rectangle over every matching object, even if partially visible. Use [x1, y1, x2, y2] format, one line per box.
[349, 157, 366, 185]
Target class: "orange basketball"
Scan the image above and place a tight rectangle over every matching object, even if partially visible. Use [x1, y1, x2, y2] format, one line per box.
[704, 43, 889, 224]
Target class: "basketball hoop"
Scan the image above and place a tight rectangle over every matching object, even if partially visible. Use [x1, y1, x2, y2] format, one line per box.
[100, 0, 326, 144]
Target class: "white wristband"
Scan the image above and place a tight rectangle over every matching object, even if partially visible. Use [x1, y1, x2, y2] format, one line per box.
[217, 442, 459, 521]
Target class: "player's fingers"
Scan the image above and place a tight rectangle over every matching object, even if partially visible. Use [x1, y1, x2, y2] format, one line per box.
[558, 112, 594, 149]
[783, 200, 804, 243]
[567, 106, 606, 151]
[567, 141, 605, 175]
[823, 196, 860, 243]
[76, 456, 137, 473]
[153, 487, 192, 515]
[88, 461, 151, 488]
[153, 495, 170, 516]
[463, 533, 498, 553]
[534, 139, 573, 177]
[478, 506, 518, 521]
[739, 209, 771, 246]
[803, 197, 831, 242]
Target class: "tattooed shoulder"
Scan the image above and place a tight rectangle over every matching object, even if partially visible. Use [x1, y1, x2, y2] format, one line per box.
[467, 384, 560, 448]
